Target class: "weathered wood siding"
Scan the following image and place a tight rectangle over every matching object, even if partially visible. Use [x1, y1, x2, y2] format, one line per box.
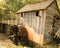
[22, 11, 40, 33]
[17, 13, 21, 25]
[44, 1, 59, 42]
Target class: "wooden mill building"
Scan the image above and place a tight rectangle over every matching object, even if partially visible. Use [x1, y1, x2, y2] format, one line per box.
[17, 0, 60, 45]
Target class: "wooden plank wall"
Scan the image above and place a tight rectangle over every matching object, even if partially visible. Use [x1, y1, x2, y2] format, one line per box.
[23, 11, 45, 45]
[17, 13, 21, 25]
[23, 11, 40, 33]
[44, 1, 60, 42]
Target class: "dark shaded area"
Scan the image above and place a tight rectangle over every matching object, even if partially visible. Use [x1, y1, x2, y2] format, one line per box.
[52, 16, 59, 36]
[36, 11, 39, 16]
[53, 37, 60, 44]
[9, 25, 29, 46]
[0, 23, 40, 47]
[0, 23, 8, 33]
[51, 15, 60, 44]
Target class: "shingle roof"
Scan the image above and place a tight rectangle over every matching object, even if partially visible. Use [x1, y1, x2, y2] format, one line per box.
[17, 0, 54, 13]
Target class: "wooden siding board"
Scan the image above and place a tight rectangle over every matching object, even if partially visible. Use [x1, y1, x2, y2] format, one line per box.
[31, 12, 33, 27]
[36, 17, 39, 33]
[26, 12, 29, 24]
[44, 1, 59, 42]
[22, 11, 40, 34]
[17, 13, 21, 25]
[39, 11, 43, 34]
[47, 7, 59, 16]
[31, 12, 35, 30]
[28, 12, 31, 25]
[38, 16, 41, 34]
[47, 1, 60, 16]
[23, 12, 28, 25]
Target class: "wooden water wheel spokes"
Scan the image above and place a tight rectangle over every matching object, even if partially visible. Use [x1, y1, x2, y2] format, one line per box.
[18, 26, 28, 45]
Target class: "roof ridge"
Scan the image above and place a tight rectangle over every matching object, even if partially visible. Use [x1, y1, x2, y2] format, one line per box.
[17, 0, 54, 13]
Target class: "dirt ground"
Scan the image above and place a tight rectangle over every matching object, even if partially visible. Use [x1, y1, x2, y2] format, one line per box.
[0, 33, 60, 48]
[0, 33, 24, 48]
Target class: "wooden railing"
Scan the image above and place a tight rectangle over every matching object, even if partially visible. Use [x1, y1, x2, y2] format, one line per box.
[0, 20, 18, 25]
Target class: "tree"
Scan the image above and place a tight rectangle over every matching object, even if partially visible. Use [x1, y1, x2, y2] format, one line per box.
[0, 0, 6, 19]
[0, 0, 59, 20]
[56, 0, 60, 11]
[5, 0, 24, 20]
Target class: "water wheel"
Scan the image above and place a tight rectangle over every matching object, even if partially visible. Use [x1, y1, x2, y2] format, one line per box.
[18, 25, 28, 45]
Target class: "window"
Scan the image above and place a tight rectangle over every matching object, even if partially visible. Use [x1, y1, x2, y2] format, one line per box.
[21, 13, 23, 17]
[36, 11, 39, 16]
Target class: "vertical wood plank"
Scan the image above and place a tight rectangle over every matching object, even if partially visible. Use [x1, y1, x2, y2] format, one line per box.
[36, 17, 39, 33]
[39, 10, 43, 34]
[38, 10, 46, 45]
[17, 13, 21, 25]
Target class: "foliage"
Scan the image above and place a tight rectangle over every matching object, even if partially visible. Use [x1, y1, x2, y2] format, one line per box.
[57, 0, 60, 10]
[0, 0, 59, 20]
[0, 0, 6, 19]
